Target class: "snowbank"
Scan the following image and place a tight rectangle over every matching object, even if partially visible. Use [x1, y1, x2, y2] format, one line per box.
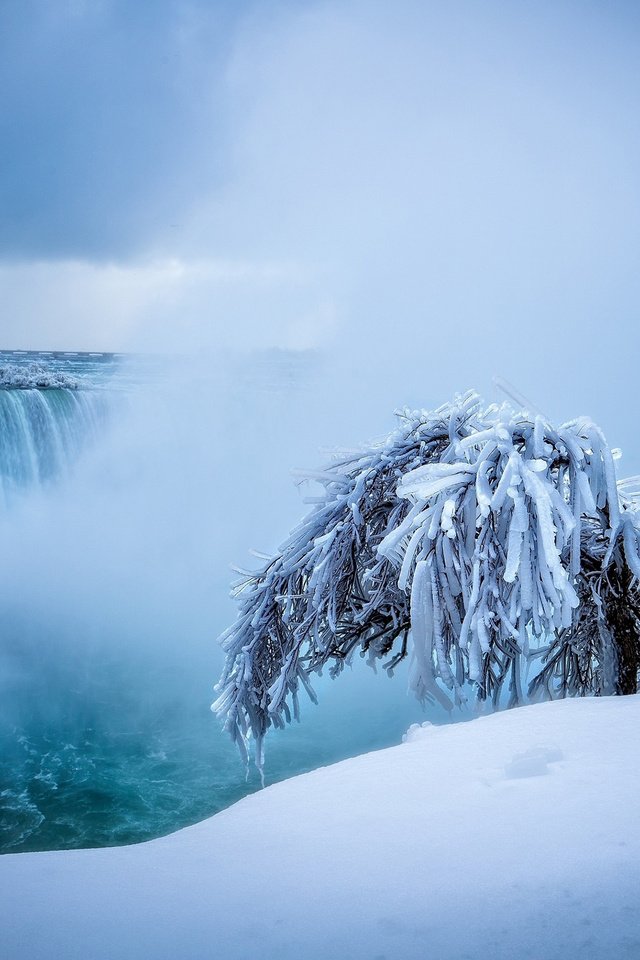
[0, 362, 79, 389]
[1, 696, 639, 960]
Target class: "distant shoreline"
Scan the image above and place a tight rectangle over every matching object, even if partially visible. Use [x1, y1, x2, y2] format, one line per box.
[0, 350, 123, 359]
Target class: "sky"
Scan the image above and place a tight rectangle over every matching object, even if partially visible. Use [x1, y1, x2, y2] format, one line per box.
[1, 0, 640, 457]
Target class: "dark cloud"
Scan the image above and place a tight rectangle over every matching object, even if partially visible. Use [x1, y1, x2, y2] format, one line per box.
[0, 0, 264, 259]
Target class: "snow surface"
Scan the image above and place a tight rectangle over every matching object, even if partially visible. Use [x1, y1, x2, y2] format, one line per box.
[1, 696, 639, 960]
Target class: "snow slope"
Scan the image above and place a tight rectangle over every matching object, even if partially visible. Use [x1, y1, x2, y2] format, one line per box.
[1, 696, 639, 960]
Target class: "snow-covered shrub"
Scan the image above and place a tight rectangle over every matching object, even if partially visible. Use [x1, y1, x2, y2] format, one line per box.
[214, 391, 640, 767]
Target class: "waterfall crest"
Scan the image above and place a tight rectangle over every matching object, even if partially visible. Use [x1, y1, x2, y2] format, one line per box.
[0, 387, 109, 503]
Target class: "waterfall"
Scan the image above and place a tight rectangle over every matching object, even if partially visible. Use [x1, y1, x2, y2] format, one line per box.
[0, 387, 110, 504]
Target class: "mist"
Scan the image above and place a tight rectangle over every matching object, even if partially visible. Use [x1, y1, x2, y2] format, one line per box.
[0, 348, 445, 853]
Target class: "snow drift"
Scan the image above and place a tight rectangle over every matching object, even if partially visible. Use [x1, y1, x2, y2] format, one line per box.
[1, 695, 638, 960]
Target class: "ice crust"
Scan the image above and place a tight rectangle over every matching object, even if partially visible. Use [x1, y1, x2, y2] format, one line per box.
[0, 362, 80, 390]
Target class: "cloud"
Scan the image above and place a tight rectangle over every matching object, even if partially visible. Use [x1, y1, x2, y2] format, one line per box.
[172, 0, 640, 438]
[0, 0, 259, 259]
[0, 256, 336, 352]
[2, 0, 640, 461]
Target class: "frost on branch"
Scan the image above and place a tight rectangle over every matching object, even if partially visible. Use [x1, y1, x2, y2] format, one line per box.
[214, 391, 640, 767]
[531, 507, 640, 699]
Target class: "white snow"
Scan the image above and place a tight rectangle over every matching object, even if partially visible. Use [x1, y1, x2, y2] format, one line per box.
[1, 695, 640, 960]
[0, 362, 79, 390]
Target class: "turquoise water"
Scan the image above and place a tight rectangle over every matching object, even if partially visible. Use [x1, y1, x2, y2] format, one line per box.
[1, 647, 437, 853]
[0, 350, 442, 854]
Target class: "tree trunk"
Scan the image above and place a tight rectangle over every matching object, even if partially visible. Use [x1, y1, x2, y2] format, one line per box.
[607, 566, 639, 696]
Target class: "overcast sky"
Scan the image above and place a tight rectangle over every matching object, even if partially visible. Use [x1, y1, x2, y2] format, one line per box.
[1, 0, 640, 457]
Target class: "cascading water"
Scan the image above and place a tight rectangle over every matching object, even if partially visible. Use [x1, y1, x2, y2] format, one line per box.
[0, 352, 116, 503]
[0, 350, 443, 855]
[0, 388, 109, 503]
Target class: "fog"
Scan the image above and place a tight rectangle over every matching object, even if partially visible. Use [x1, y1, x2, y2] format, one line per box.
[0, 356, 314, 672]
[0, 350, 439, 852]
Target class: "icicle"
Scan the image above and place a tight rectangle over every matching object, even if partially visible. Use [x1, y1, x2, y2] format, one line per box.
[459, 558, 480, 650]
[398, 524, 428, 591]
[475, 457, 493, 518]
[593, 425, 621, 529]
[430, 564, 456, 689]
[623, 515, 640, 580]
[504, 517, 523, 584]
[491, 452, 518, 512]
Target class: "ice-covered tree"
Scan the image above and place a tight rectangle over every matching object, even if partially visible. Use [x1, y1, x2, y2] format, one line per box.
[214, 391, 640, 767]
